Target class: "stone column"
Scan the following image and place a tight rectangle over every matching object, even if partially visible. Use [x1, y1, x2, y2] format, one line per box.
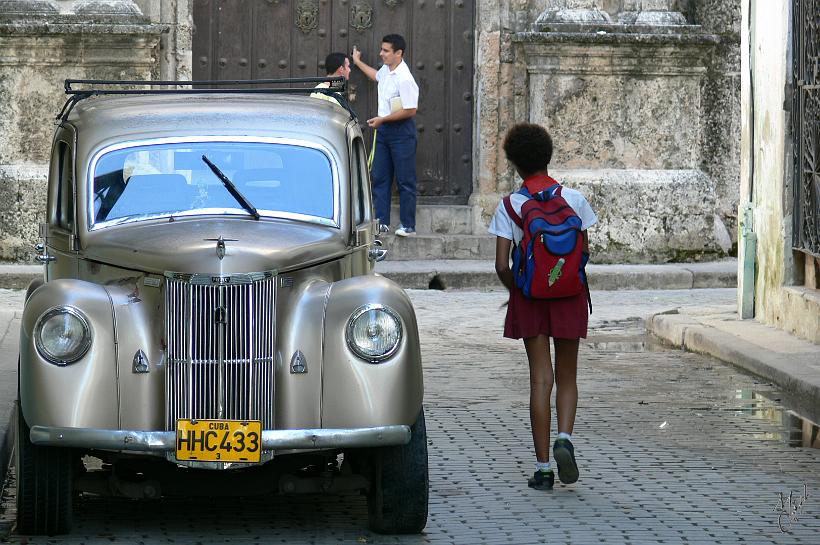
[0, 0, 164, 261]
[535, 0, 612, 25]
[133, 0, 193, 81]
[635, 0, 688, 25]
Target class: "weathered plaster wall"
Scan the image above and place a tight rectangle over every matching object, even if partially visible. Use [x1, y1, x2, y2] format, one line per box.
[0, 3, 162, 261]
[471, 0, 540, 233]
[692, 0, 741, 245]
[742, 0, 820, 343]
[473, 0, 740, 263]
[133, 0, 193, 80]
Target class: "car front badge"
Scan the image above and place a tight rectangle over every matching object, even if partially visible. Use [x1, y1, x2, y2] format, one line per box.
[290, 350, 307, 374]
[133, 349, 150, 373]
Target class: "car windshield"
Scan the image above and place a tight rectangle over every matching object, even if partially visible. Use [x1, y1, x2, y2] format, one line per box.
[90, 140, 335, 227]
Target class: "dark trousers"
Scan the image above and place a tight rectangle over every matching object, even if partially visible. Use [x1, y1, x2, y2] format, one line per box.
[371, 118, 417, 229]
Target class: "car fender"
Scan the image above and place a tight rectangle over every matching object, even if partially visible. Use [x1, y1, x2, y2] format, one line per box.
[19, 279, 118, 429]
[321, 275, 422, 428]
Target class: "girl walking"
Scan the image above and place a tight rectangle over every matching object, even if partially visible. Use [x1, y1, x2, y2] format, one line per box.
[489, 123, 598, 490]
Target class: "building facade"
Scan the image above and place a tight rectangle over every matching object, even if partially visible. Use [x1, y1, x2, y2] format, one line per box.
[740, 0, 820, 343]
[0, 0, 740, 264]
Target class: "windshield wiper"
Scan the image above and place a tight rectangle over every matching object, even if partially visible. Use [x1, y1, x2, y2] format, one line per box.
[201, 155, 260, 220]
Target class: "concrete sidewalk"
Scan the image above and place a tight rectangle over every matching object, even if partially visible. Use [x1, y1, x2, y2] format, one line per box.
[647, 305, 820, 424]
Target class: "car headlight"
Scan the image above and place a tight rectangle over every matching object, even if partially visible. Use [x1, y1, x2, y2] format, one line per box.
[345, 304, 402, 363]
[34, 306, 93, 365]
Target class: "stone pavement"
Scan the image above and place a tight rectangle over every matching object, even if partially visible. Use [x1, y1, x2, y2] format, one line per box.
[647, 306, 820, 425]
[0, 290, 21, 502]
[0, 288, 819, 543]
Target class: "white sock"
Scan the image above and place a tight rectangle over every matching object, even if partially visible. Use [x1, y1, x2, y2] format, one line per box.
[535, 461, 551, 473]
[557, 432, 572, 442]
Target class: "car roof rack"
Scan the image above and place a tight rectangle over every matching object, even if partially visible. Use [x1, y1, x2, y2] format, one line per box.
[57, 77, 356, 122]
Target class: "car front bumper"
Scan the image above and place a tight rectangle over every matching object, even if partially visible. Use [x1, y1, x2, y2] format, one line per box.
[29, 424, 411, 452]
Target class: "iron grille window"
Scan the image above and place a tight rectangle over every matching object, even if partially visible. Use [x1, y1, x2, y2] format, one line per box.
[793, 0, 820, 257]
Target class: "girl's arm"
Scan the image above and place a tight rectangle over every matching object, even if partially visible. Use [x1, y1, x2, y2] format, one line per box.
[494, 236, 513, 290]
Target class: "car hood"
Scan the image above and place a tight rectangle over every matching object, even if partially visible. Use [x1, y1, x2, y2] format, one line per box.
[82, 218, 348, 275]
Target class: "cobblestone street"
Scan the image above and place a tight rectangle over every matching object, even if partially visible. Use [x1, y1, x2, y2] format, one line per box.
[1, 288, 819, 544]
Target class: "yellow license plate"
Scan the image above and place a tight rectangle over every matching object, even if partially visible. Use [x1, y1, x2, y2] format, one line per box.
[175, 419, 262, 463]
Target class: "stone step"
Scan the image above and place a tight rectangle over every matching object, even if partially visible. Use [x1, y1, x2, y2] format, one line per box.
[379, 234, 495, 261]
[382, 204, 474, 235]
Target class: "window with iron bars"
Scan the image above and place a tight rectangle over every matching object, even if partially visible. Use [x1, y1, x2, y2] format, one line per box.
[792, 0, 820, 287]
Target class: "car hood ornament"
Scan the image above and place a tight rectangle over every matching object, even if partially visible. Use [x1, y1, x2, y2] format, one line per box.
[204, 235, 238, 260]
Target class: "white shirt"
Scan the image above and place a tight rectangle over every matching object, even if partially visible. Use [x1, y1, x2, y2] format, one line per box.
[488, 185, 598, 244]
[310, 82, 341, 107]
[375, 61, 419, 117]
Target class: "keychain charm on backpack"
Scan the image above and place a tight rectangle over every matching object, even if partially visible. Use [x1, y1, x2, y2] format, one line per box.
[548, 258, 565, 287]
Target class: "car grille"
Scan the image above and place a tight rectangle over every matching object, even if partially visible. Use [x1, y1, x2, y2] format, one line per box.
[164, 272, 276, 431]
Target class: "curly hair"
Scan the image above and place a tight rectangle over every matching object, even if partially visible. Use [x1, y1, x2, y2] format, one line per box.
[502, 123, 553, 176]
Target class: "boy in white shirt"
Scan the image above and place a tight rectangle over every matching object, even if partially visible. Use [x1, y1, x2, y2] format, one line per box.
[310, 52, 351, 107]
[352, 34, 419, 237]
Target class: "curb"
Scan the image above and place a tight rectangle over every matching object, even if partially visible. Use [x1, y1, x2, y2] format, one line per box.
[0, 265, 40, 290]
[647, 311, 820, 424]
[0, 262, 738, 292]
[375, 261, 738, 291]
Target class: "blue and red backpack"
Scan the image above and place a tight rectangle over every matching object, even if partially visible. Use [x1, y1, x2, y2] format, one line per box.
[502, 175, 591, 310]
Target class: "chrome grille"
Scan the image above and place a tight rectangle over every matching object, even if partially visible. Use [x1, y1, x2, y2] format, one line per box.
[164, 272, 275, 431]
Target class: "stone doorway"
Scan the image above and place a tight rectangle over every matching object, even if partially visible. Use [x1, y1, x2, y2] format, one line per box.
[192, 0, 475, 204]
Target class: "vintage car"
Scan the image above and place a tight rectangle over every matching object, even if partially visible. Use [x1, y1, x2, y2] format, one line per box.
[17, 79, 426, 535]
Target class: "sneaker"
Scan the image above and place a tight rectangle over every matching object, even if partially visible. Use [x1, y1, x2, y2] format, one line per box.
[553, 438, 579, 484]
[378, 224, 390, 233]
[527, 469, 554, 490]
[395, 225, 416, 237]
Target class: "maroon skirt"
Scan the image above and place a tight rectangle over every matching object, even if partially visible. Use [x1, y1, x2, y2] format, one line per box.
[503, 286, 589, 340]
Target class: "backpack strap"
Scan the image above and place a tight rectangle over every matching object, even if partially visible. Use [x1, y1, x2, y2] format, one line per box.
[581, 251, 592, 314]
[502, 195, 523, 229]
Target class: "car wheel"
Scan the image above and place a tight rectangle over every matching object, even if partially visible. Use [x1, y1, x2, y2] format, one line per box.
[15, 401, 74, 535]
[367, 408, 429, 534]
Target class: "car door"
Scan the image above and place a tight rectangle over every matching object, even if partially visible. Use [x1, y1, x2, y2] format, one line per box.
[42, 129, 80, 281]
[349, 134, 379, 276]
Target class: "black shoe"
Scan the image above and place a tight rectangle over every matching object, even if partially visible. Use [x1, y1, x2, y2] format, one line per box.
[527, 469, 554, 490]
[553, 438, 579, 484]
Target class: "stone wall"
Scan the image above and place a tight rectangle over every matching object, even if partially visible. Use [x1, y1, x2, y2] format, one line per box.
[132, 0, 193, 81]
[0, 0, 741, 265]
[0, 0, 166, 261]
[472, 0, 741, 263]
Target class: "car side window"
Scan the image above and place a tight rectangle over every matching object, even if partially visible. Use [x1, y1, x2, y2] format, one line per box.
[352, 137, 371, 226]
[55, 141, 74, 232]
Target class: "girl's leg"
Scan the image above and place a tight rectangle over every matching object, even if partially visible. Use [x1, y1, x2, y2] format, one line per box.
[523, 334, 554, 462]
[553, 338, 579, 434]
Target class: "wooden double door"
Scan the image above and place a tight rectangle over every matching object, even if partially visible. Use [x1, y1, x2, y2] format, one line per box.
[193, 0, 475, 203]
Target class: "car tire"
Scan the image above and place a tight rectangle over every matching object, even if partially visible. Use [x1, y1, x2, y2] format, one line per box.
[15, 401, 74, 535]
[366, 408, 429, 534]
